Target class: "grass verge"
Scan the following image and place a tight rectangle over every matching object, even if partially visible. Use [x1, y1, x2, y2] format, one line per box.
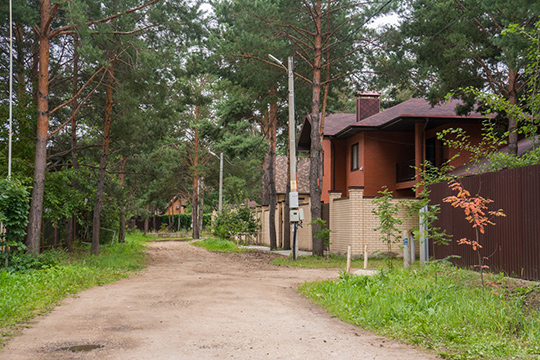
[147, 236, 192, 242]
[192, 238, 248, 253]
[0, 232, 149, 345]
[272, 254, 396, 269]
[299, 263, 540, 359]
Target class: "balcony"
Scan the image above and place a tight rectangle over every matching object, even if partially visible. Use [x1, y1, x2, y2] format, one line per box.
[396, 159, 416, 183]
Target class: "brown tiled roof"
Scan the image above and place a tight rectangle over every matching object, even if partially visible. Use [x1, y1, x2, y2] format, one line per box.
[356, 98, 486, 127]
[299, 98, 489, 146]
[324, 113, 357, 136]
[275, 156, 310, 194]
[322, 98, 487, 137]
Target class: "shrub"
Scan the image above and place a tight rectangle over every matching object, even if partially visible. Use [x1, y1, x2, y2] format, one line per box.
[0, 179, 30, 267]
[212, 206, 259, 240]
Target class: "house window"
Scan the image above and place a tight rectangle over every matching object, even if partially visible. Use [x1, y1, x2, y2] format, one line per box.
[426, 137, 446, 167]
[175, 205, 179, 210]
[351, 143, 359, 171]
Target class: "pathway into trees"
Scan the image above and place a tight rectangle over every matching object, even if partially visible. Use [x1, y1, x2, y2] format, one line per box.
[2, 242, 437, 359]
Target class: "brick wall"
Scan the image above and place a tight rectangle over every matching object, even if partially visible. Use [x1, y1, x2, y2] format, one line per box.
[329, 188, 419, 256]
[257, 189, 418, 256]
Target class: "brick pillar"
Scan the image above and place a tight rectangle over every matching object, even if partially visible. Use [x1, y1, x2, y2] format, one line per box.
[349, 187, 364, 256]
[328, 191, 342, 253]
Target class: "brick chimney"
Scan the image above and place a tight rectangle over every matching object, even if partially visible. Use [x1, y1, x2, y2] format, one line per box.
[357, 91, 381, 122]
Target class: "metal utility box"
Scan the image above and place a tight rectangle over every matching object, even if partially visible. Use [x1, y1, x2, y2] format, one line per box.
[290, 208, 304, 222]
[289, 191, 299, 208]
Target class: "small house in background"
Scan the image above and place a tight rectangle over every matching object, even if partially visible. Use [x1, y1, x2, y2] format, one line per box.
[165, 195, 186, 216]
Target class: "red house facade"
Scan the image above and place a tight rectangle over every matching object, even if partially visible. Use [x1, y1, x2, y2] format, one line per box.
[298, 93, 487, 203]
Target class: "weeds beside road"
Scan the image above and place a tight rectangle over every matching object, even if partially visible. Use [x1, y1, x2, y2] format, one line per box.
[301, 263, 540, 360]
[0, 232, 148, 345]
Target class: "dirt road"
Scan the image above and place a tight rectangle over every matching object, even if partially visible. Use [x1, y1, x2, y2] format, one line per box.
[2, 241, 438, 359]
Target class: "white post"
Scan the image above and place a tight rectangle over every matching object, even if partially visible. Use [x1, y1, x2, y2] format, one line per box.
[218, 152, 223, 213]
[419, 206, 428, 266]
[346, 245, 352, 274]
[363, 245, 368, 269]
[410, 229, 415, 263]
[403, 230, 410, 269]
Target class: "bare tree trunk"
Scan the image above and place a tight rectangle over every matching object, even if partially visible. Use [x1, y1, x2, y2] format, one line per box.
[144, 204, 149, 235]
[65, 35, 80, 252]
[260, 112, 271, 206]
[118, 156, 126, 243]
[91, 64, 114, 255]
[192, 176, 199, 240]
[268, 90, 278, 250]
[198, 178, 204, 235]
[27, 0, 52, 254]
[507, 69, 519, 156]
[310, 0, 324, 256]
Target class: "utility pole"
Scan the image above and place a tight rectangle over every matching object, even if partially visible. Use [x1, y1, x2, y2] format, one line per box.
[269, 54, 302, 260]
[287, 56, 300, 260]
[219, 152, 223, 213]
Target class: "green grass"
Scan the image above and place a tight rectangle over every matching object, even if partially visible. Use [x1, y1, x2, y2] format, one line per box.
[0, 232, 149, 344]
[192, 238, 248, 253]
[299, 263, 540, 359]
[147, 236, 192, 242]
[272, 254, 397, 269]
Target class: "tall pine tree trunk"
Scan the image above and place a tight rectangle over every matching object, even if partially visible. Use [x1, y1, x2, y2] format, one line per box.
[118, 156, 126, 243]
[91, 64, 114, 254]
[198, 177, 204, 235]
[27, 0, 52, 254]
[144, 204, 149, 235]
[260, 112, 271, 206]
[268, 89, 278, 250]
[192, 176, 199, 240]
[65, 35, 79, 252]
[310, 0, 324, 256]
[508, 69, 519, 156]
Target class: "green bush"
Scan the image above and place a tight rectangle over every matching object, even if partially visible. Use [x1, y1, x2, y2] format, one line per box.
[0, 179, 30, 266]
[212, 206, 259, 240]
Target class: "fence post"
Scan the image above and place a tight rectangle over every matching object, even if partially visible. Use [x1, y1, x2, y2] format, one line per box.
[409, 229, 415, 263]
[403, 230, 410, 269]
[419, 206, 429, 266]
[346, 245, 352, 274]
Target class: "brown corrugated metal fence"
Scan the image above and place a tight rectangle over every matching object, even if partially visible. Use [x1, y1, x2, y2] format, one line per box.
[429, 163, 540, 280]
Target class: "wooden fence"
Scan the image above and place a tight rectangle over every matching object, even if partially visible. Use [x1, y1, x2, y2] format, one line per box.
[429, 163, 540, 280]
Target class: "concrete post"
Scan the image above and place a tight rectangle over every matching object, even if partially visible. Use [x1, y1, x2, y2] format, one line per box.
[403, 230, 410, 269]
[419, 206, 428, 266]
